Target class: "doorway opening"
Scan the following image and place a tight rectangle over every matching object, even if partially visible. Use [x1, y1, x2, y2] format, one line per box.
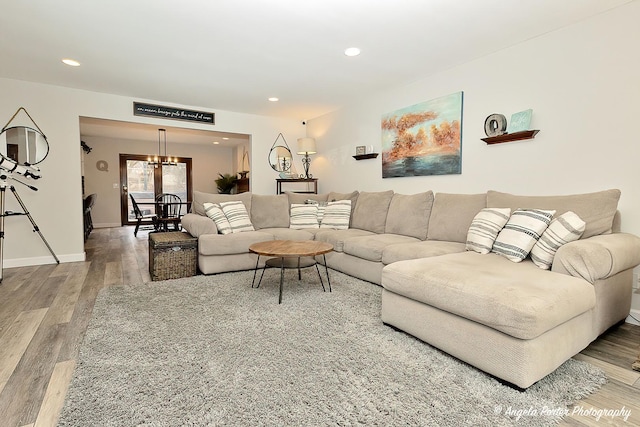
[79, 116, 251, 234]
[120, 154, 193, 226]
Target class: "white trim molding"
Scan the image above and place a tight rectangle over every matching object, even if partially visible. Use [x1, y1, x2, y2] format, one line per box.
[3, 252, 86, 268]
[626, 309, 640, 326]
[95, 223, 122, 228]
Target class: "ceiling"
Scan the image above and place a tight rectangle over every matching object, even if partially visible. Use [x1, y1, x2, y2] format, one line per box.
[79, 117, 249, 148]
[1, 0, 631, 121]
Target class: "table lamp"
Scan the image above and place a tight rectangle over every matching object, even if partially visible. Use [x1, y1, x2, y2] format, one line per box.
[297, 137, 317, 179]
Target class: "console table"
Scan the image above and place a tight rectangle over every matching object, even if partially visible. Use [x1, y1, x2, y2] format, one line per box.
[236, 177, 249, 193]
[276, 178, 318, 194]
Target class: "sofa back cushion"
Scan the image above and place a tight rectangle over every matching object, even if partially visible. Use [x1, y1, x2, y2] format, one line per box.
[351, 190, 394, 233]
[250, 194, 290, 229]
[192, 190, 252, 217]
[327, 191, 359, 225]
[427, 193, 487, 243]
[486, 189, 620, 239]
[384, 191, 434, 240]
[285, 192, 329, 205]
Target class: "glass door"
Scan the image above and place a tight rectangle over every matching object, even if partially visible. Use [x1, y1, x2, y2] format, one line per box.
[119, 154, 192, 226]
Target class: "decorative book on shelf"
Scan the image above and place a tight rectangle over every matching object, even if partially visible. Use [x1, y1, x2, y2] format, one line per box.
[482, 130, 539, 145]
[353, 153, 379, 160]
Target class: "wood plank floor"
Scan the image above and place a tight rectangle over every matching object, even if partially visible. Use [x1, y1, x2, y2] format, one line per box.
[0, 227, 638, 426]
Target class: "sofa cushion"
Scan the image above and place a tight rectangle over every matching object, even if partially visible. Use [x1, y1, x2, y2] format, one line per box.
[381, 251, 595, 340]
[192, 190, 251, 217]
[384, 191, 434, 240]
[180, 213, 218, 237]
[327, 190, 359, 203]
[199, 231, 273, 255]
[465, 208, 511, 254]
[343, 234, 420, 262]
[487, 189, 620, 239]
[552, 233, 640, 283]
[289, 204, 319, 229]
[327, 191, 359, 225]
[492, 209, 555, 262]
[530, 211, 586, 270]
[259, 227, 315, 242]
[220, 201, 255, 233]
[427, 193, 486, 243]
[250, 194, 290, 229]
[315, 229, 375, 252]
[351, 190, 394, 233]
[203, 203, 232, 235]
[382, 240, 466, 265]
[286, 192, 329, 205]
[320, 200, 351, 230]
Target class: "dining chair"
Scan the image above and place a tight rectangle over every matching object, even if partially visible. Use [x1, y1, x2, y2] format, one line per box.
[83, 193, 97, 241]
[130, 194, 157, 237]
[155, 193, 183, 232]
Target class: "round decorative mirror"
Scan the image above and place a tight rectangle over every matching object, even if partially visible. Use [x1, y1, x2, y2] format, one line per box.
[269, 145, 292, 172]
[0, 126, 50, 166]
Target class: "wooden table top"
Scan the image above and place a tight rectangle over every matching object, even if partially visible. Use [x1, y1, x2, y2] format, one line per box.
[249, 240, 333, 257]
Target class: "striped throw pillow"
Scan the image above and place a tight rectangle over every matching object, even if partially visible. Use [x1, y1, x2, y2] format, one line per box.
[317, 204, 326, 225]
[320, 200, 351, 230]
[466, 208, 511, 254]
[290, 204, 319, 229]
[203, 202, 233, 235]
[492, 209, 555, 262]
[219, 201, 255, 233]
[530, 211, 585, 270]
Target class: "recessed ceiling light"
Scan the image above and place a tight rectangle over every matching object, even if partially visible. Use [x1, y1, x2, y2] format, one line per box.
[344, 47, 361, 57]
[213, 141, 220, 145]
[268, 97, 279, 102]
[222, 137, 229, 140]
[62, 58, 81, 67]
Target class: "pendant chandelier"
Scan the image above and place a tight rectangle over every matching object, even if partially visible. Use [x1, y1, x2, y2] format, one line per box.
[147, 128, 178, 166]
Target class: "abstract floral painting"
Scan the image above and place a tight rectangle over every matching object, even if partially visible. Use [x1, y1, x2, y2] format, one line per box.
[382, 91, 463, 178]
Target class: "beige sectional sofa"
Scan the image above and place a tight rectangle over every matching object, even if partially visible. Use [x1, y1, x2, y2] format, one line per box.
[181, 188, 640, 388]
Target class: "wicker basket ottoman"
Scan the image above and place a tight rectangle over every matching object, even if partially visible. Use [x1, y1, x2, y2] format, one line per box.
[149, 232, 197, 281]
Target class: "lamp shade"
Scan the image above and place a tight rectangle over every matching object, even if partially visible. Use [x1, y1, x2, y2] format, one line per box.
[297, 137, 317, 155]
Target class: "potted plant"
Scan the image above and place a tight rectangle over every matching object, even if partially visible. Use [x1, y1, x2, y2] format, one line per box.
[215, 173, 238, 194]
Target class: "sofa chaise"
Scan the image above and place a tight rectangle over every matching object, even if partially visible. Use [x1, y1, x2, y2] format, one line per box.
[181, 188, 640, 388]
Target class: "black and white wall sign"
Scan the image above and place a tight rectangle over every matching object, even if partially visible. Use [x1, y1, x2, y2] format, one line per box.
[133, 102, 215, 125]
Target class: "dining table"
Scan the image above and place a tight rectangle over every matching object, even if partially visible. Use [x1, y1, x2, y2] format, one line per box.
[138, 201, 190, 232]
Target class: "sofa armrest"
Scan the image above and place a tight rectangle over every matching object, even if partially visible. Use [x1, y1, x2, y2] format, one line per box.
[181, 213, 218, 238]
[552, 233, 640, 283]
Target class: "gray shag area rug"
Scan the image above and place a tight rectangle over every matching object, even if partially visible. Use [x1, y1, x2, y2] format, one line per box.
[58, 269, 606, 426]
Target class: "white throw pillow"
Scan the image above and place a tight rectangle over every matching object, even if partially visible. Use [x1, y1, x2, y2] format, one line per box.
[316, 204, 326, 225]
[290, 203, 319, 229]
[304, 199, 327, 225]
[465, 208, 511, 254]
[492, 209, 556, 262]
[203, 202, 233, 235]
[219, 201, 255, 233]
[320, 200, 351, 230]
[530, 211, 586, 270]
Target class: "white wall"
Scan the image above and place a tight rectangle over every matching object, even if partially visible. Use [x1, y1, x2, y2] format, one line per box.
[81, 136, 235, 227]
[308, 2, 640, 238]
[0, 78, 303, 267]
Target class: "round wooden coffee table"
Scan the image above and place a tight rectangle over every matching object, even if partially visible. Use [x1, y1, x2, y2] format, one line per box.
[249, 240, 334, 304]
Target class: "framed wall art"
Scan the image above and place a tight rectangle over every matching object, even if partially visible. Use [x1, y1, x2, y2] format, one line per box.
[381, 91, 463, 178]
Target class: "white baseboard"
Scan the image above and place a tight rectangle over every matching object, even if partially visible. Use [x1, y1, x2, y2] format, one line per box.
[95, 223, 122, 228]
[626, 309, 640, 326]
[3, 252, 86, 268]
